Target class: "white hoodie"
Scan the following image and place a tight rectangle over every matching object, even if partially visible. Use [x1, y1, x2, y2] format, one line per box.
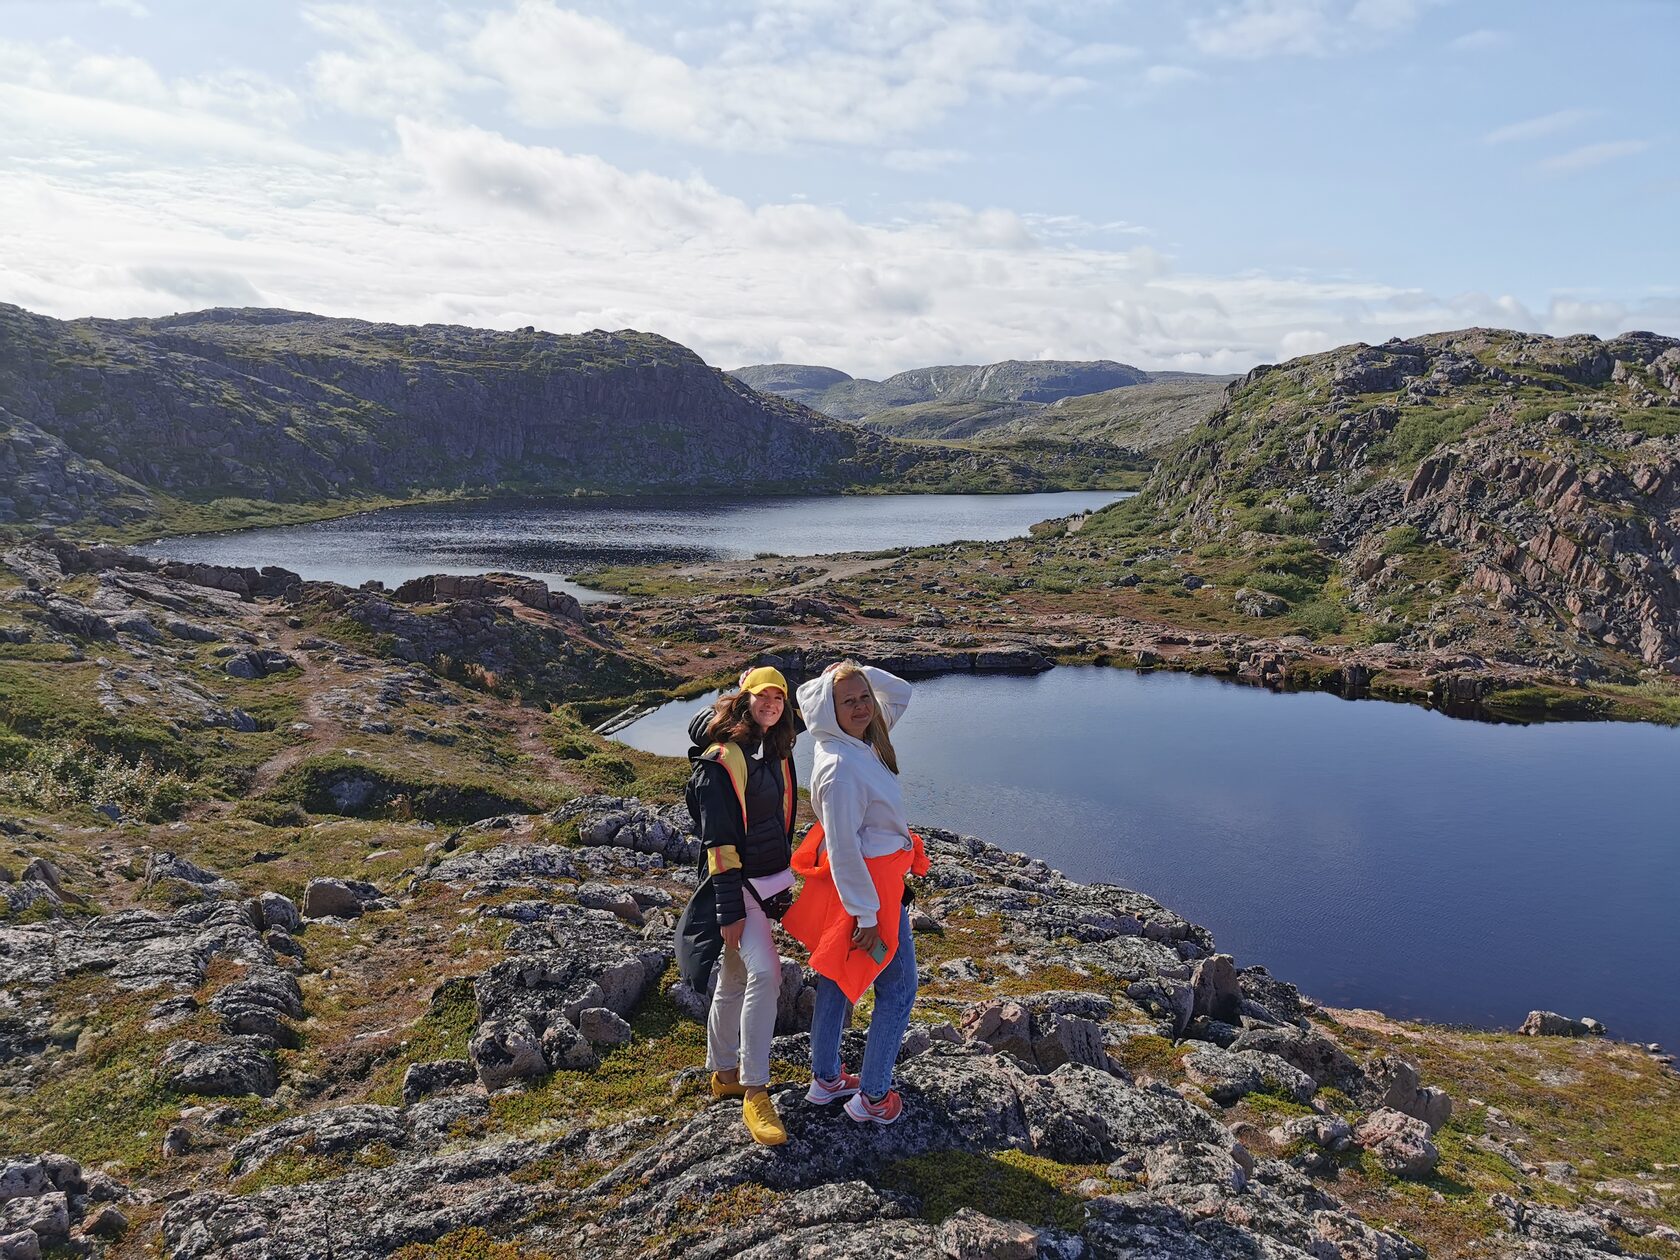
[796, 665, 913, 928]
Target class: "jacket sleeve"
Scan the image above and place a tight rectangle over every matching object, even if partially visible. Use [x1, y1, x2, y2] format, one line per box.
[859, 665, 912, 732]
[812, 761, 881, 928]
[688, 761, 747, 927]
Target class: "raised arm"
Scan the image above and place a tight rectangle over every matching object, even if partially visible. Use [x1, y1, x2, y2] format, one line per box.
[858, 665, 911, 732]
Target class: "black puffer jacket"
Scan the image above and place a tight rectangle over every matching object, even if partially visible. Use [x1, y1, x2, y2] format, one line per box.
[684, 709, 798, 927]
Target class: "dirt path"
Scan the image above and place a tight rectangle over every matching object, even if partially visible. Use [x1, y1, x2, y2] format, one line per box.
[246, 627, 351, 796]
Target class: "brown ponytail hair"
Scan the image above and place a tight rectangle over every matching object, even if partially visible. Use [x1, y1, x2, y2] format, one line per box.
[830, 660, 898, 774]
[704, 688, 797, 761]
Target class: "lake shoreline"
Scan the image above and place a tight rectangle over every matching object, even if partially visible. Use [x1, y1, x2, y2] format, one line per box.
[71, 471, 1146, 549]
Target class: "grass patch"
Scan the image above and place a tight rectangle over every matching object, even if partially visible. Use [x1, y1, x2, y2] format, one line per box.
[268, 753, 541, 822]
[389, 1226, 563, 1260]
[366, 978, 478, 1106]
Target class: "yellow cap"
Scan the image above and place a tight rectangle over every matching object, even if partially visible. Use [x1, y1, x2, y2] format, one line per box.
[739, 666, 789, 697]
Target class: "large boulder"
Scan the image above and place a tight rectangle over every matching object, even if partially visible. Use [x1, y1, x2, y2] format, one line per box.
[209, 966, 304, 1046]
[467, 1019, 548, 1091]
[1353, 1108, 1439, 1180]
[301, 878, 391, 920]
[1190, 953, 1242, 1023]
[160, 1036, 278, 1097]
[1181, 1045, 1316, 1106]
[1127, 976, 1194, 1036]
[1229, 1025, 1360, 1088]
[958, 999, 1116, 1075]
[400, 1059, 477, 1106]
[1363, 1054, 1452, 1132]
[1518, 1010, 1593, 1037]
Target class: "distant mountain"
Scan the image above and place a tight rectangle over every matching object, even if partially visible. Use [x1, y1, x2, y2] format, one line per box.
[727, 363, 852, 405]
[860, 377, 1236, 451]
[731, 358, 1171, 420]
[0, 305, 1127, 534]
[729, 357, 1233, 449]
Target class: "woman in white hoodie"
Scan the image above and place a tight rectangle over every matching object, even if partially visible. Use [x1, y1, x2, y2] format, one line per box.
[793, 660, 919, 1125]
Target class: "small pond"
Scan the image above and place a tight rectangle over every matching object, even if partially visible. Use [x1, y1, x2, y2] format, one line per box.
[611, 666, 1680, 1050]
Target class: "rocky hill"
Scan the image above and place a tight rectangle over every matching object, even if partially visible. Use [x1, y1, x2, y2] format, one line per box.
[0, 306, 1123, 536]
[1119, 328, 1680, 679]
[0, 537, 1675, 1259]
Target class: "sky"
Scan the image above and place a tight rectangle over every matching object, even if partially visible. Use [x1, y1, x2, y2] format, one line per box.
[0, 0, 1675, 379]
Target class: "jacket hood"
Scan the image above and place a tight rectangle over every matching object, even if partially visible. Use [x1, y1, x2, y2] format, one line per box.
[796, 672, 866, 749]
[687, 707, 719, 758]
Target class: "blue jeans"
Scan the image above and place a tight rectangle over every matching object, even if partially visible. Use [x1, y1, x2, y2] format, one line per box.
[810, 904, 917, 1099]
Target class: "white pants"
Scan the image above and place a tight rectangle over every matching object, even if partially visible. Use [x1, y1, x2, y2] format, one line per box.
[705, 895, 780, 1088]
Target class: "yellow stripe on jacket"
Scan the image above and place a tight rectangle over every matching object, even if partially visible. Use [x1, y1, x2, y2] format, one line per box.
[706, 845, 742, 876]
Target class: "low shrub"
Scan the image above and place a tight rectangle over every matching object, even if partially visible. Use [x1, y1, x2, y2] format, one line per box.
[0, 739, 188, 821]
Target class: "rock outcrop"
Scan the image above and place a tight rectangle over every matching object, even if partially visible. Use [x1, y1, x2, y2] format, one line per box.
[1144, 327, 1680, 678]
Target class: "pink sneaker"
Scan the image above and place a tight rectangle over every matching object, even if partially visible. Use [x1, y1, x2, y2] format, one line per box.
[804, 1069, 861, 1104]
[844, 1088, 903, 1125]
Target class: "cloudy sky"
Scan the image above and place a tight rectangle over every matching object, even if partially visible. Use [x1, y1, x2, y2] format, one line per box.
[1, 0, 1675, 377]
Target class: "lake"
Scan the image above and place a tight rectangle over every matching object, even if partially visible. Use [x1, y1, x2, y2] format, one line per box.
[136, 491, 1125, 602]
[611, 666, 1680, 1050]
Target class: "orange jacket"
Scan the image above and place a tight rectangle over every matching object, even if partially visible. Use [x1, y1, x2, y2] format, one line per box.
[782, 822, 929, 1004]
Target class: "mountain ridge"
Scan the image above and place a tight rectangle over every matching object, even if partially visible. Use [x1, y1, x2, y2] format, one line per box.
[0, 305, 1131, 536]
[731, 357, 1234, 449]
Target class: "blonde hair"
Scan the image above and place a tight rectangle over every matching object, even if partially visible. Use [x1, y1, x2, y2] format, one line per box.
[831, 660, 899, 775]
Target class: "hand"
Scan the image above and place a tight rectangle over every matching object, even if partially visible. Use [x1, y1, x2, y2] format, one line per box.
[739, 668, 753, 689]
[850, 921, 883, 957]
[823, 661, 842, 675]
[721, 919, 745, 949]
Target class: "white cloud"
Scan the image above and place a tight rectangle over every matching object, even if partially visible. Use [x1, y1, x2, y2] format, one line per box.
[1188, 0, 1437, 59]
[130, 265, 263, 305]
[1483, 108, 1592, 145]
[8, 101, 1670, 381]
[1536, 138, 1650, 176]
[303, 4, 477, 120]
[467, 0, 1088, 151]
[0, 16, 1672, 383]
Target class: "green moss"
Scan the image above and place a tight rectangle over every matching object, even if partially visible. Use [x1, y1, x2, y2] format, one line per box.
[486, 968, 708, 1133]
[230, 1141, 399, 1194]
[0, 978, 238, 1177]
[580, 751, 636, 787]
[882, 1148, 1106, 1229]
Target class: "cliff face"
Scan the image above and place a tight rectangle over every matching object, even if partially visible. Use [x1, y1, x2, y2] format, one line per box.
[1146, 328, 1680, 676]
[0, 305, 884, 516]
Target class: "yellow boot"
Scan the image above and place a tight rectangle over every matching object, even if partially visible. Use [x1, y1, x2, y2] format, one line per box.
[742, 1090, 787, 1146]
[711, 1071, 747, 1100]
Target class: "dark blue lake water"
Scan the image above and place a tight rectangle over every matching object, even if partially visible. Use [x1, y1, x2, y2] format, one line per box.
[613, 667, 1680, 1050]
[135, 491, 1124, 602]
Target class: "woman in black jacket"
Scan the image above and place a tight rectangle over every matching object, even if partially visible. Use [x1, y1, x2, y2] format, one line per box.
[684, 665, 799, 1146]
